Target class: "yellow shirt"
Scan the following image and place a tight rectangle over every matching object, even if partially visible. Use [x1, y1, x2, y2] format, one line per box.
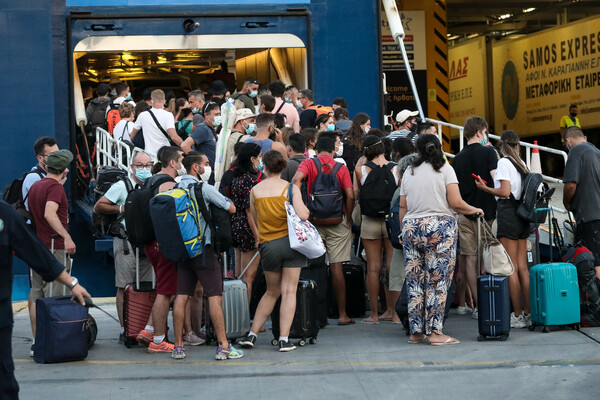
[253, 184, 290, 243]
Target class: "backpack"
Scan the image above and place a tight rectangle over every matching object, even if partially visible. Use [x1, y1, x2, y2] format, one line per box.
[359, 161, 397, 218]
[194, 183, 233, 254]
[307, 158, 344, 225]
[176, 120, 192, 141]
[2, 167, 45, 226]
[385, 188, 402, 249]
[131, 129, 145, 149]
[124, 174, 175, 247]
[562, 244, 600, 327]
[149, 186, 203, 262]
[92, 166, 132, 237]
[307, 104, 333, 116]
[106, 103, 121, 134]
[86, 99, 110, 135]
[506, 157, 551, 223]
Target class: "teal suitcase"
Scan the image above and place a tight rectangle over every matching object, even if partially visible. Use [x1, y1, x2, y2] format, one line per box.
[529, 262, 580, 332]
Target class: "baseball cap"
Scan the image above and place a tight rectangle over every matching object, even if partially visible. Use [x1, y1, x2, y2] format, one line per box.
[46, 149, 74, 172]
[235, 108, 256, 124]
[396, 109, 419, 124]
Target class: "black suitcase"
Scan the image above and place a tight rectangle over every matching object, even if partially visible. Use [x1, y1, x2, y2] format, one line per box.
[249, 265, 266, 319]
[328, 263, 367, 319]
[300, 254, 329, 327]
[476, 218, 511, 341]
[271, 279, 319, 347]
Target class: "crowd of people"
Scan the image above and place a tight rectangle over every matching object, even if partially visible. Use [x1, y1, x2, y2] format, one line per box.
[14, 76, 600, 365]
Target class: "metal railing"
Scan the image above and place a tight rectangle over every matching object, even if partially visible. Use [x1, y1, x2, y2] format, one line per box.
[426, 118, 568, 183]
[95, 128, 156, 170]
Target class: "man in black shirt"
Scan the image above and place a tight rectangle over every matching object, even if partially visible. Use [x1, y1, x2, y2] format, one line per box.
[0, 201, 91, 398]
[451, 116, 497, 318]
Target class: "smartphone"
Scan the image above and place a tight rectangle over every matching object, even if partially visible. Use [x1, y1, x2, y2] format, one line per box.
[471, 173, 487, 184]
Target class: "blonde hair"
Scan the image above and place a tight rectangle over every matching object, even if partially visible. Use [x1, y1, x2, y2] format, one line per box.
[118, 102, 135, 119]
[151, 89, 165, 102]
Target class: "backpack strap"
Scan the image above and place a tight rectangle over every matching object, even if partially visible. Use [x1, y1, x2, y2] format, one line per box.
[194, 182, 214, 241]
[148, 110, 172, 143]
[275, 101, 285, 115]
[503, 156, 527, 202]
[312, 157, 323, 174]
[122, 176, 134, 193]
[332, 161, 342, 175]
[287, 183, 293, 202]
[365, 161, 378, 170]
[120, 121, 130, 142]
[147, 174, 175, 194]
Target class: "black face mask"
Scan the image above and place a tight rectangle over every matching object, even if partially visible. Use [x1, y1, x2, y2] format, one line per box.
[409, 120, 418, 133]
[570, 112, 577, 118]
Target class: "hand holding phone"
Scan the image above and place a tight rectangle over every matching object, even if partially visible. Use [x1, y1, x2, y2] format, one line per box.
[472, 173, 487, 185]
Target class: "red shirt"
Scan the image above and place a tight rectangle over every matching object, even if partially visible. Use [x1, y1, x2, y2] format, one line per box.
[297, 154, 353, 195]
[28, 178, 68, 249]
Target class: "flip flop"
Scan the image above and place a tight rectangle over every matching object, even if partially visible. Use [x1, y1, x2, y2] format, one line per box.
[337, 319, 356, 326]
[379, 316, 393, 321]
[430, 337, 460, 346]
[391, 321, 403, 325]
[408, 336, 427, 344]
[361, 319, 380, 325]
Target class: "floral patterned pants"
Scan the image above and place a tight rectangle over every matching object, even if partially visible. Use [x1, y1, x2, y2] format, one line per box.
[402, 215, 457, 335]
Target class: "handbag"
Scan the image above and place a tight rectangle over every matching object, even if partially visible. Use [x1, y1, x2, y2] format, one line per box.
[481, 219, 514, 276]
[285, 184, 326, 259]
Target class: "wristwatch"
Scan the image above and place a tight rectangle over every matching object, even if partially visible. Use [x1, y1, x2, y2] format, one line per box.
[68, 277, 79, 289]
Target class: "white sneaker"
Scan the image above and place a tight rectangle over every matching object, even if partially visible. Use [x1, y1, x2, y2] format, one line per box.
[511, 312, 526, 328]
[471, 308, 478, 320]
[456, 306, 472, 315]
[523, 312, 532, 327]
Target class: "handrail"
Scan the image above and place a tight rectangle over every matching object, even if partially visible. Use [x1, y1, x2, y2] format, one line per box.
[95, 128, 156, 171]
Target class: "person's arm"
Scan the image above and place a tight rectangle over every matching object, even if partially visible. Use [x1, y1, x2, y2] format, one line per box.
[130, 127, 139, 139]
[44, 201, 76, 254]
[181, 136, 195, 154]
[291, 184, 310, 221]
[563, 182, 577, 211]
[344, 186, 355, 228]
[291, 170, 306, 188]
[248, 191, 260, 247]
[167, 127, 183, 146]
[398, 194, 407, 244]
[94, 195, 121, 215]
[446, 183, 484, 217]
[475, 177, 511, 198]
[353, 162, 365, 200]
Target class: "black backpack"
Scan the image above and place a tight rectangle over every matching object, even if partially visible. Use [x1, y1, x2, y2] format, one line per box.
[2, 167, 45, 226]
[86, 98, 110, 135]
[176, 120, 192, 141]
[307, 158, 344, 225]
[506, 157, 552, 223]
[124, 174, 175, 247]
[194, 182, 232, 254]
[359, 161, 397, 218]
[92, 166, 132, 237]
[385, 188, 402, 249]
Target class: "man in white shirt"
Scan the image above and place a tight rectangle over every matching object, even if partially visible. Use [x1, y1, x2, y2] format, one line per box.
[130, 89, 182, 156]
[269, 80, 300, 133]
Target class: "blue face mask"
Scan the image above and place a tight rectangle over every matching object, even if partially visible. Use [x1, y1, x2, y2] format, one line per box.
[212, 116, 222, 127]
[285, 97, 292, 104]
[192, 107, 199, 114]
[481, 136, 488, 146]
[135, 167, 152, 182]
[327, 124, 335, 131]
[245, 123, 256, 135]
[125, 93, 132, 101]
[249, 90, 258, 98]
[256, 158, 264, 171]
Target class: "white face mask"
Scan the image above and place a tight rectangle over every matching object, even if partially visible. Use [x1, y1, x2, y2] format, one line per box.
[176, 164, 187, 176]
[335, 142, 344, 157]
[200, 166, 212, 182]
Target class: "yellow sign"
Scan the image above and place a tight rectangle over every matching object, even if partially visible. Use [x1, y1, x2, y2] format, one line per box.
[448, 37, 488, 127]
[492, 16, 600, 136]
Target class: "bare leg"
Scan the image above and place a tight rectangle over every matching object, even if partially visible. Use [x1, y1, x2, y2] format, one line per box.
[330, 262, 350, 323]
[456, 255, 468, 307]
[189, 282, 204, 334]
[381, 239, 400, 322]
[152, 294, 172, 337]
[240, 250, 261, 302]
[28, 293, 36, 338]
[517, 239, 530, 314]
[173, 295, 188, 348]
[464, 254, 479, 305]
[279, 267, 301, 337]
[250, 271, 282, 333]
[209, 296, 230, 349]
[363, 238, 383, 323]
[501, 237, 522, 316]
[234, 248, 241, 277]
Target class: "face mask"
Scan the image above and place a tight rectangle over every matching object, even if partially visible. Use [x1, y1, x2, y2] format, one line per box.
[335, 143, 344, 157]
[212, 116, 222, 127]
[327, 124, 335, 131]
[570, 112, 577, 118]
[125, 93, 132, 101]
[192, 107, 199, 114]
[134, 167, 152, 182]
[176, 164, 187, 176]
[255, 158, 264, 171]
[285, 97, 292, 104]
[200, 166, 212, 182]
[480, 136, 488, 146]
[364, 127, 370, 134]
[245, 123, 256, 135]
[249, 90, 258, 98]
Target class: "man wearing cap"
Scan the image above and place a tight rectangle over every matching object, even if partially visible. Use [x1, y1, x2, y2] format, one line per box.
[387, 109, 419, 142]
[230, 77, 259, 112]
[27, 149, 76, 352]
[222, 108, 256, 172]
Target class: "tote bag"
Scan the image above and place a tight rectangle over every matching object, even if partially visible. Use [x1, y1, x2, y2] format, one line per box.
[481, 219, 514, 276]
[285, 184, 326, 259]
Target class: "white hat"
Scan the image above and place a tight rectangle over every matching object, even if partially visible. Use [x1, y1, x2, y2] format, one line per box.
[396, 109, 419, 124]
[234, 108, 256, 124]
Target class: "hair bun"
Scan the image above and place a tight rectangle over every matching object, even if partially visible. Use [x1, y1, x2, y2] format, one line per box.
[425, 141, 437, 155]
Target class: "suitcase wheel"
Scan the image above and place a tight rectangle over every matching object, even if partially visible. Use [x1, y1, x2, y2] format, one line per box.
[500, 335, 508, 342]
[572, 323, 580, 331]
[542, 326, 551, 333]
[298, 339, 306, 347]
[271, 339, 278, 346]
[309, 337, 318, 345]
[528, 325, 536, 332]
[477, 335, 486, 342]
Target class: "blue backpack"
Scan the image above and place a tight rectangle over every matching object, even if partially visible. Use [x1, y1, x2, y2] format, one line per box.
[149, 186, 204, 262]
[385, 188, 402, 249]
[307, 158, 344, 225]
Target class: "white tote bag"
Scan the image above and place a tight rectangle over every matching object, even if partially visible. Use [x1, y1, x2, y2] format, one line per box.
[285, 185, 326, 259]
[481, 219, 515, 276]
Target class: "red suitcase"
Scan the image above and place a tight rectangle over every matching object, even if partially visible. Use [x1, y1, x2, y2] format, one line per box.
[123, 248, 157, 348]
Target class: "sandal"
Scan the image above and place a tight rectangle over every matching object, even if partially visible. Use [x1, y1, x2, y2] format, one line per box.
[430, 337, 460, 346]
[408, 335, 427, 344]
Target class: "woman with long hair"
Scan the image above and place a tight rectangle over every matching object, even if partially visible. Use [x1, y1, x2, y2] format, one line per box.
[301, 127, 318, 158]
[176, 107, 194, 141]
[231, 142, 263, 298]
[239, 150, 310, 352]
[342, 112, 371, 174]
[475, 130, 531, 328]
[400, 134, 482, 345]
[169, 97, 189, 121]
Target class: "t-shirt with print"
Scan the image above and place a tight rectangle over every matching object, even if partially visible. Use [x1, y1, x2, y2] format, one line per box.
[493, 157, 524, 201]
[563, 141, 600, 224]
[190, 123, 217, 167]
[133, 108, 175, 156]
[400, 162, 458, 219]
[27, 178, 68, 249]
[297, 154, 353, 196]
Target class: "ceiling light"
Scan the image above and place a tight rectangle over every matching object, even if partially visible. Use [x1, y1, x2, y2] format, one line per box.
[498, 14, 512, 20]
[522, 7, 535, 13]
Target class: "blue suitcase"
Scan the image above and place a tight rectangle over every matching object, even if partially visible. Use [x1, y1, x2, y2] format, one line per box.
[477, 275, 511, 341]
[34, 296, 89, 363]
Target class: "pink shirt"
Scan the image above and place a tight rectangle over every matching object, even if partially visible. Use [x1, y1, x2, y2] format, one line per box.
[274, 98, 300, 133]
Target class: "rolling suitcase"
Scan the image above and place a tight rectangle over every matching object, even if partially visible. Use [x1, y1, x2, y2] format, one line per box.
[300, 253, 329, 327]
[271, 279, 319, 347]
[34, 296, 89, 363]
[328, 263, 367, 319]
[123, 248, 157, 347]
[529, 208, 580, 332]
[205, 251, 253, 344]
[477, 217, 511, 341]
